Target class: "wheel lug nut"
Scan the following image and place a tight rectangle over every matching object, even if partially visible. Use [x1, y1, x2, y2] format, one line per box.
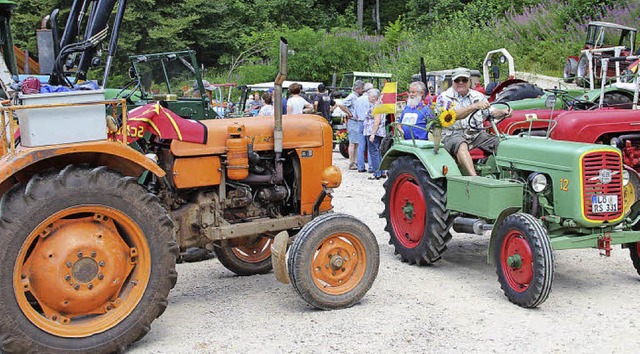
[99, 261, 105, 267]
[66, 261, 72, 268]
[98, 274, 104, 280]
[74, 284, 80, 290]
[88, 284, 93, 290]
[64, 275, 71, 281]
[91, 252, 97, 258]
[77, 252, 83, 258]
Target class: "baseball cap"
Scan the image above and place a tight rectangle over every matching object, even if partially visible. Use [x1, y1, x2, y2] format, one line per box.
[452, 67, 471, 81]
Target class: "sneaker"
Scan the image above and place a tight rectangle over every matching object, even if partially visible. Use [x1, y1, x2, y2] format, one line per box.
[349, 163, 357, 170]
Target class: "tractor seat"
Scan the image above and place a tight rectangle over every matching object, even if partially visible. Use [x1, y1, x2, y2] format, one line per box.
[469, 148, 488, 161]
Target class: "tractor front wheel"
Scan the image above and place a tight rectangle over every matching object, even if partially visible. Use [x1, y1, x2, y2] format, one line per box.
[628, 243, 640, 276]
[0, 166, 178, 353]
[382, 156, 452, 265]
[494, 213, 554, 308]
[214, 235, 273, 276]
[563, 58, 577, 83]
[287, 213, 379, 310]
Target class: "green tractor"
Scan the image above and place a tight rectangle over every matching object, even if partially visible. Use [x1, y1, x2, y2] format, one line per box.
[381, 103, 640, 308]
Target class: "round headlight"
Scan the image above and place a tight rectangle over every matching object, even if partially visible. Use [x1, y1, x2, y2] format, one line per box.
[486, 59, 493, 67]
[622, 169, 630, 186]
[529, 173, 548, 193]
[500, 55, 507, 64]
[610, 137, 622, 149]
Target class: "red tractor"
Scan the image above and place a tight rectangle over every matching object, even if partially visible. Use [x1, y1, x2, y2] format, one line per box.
[564, 21, 637, 88]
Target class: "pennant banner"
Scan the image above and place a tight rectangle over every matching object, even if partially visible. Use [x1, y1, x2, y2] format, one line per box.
[372, 81, 397, 115]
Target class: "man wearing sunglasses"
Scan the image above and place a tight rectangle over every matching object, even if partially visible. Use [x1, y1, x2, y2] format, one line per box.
[438, 67, 509, 176]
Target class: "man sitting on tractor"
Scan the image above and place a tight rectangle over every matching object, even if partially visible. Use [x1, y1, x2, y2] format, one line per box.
[397, 81, 434, 140]
[438, 67, 510, 176]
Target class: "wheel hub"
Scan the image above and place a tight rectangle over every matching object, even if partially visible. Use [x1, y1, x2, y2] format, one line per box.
[72, 257, 99, 283]
[402, 200, 414, 220]
[21, 215, 135, 317]
[507, 254, 522, 269]
[330, 254, 345, 270]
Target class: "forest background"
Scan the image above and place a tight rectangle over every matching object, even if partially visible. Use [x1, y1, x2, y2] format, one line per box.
[8, 0, 640, 91]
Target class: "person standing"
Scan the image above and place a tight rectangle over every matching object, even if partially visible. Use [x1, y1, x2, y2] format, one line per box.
[363, 89, 386, 179]
[286, 83, 313, 114]
[257, 92, 274, 116]
[344, 80, 364, 170]
[314, 83, 335, 123]
[438, 67, 509, 176]
[352, 84, 374, 172]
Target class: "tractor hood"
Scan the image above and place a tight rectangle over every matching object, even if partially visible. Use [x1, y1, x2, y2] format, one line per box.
[495, 136, 619, 172]
[170, 114, 332, 156]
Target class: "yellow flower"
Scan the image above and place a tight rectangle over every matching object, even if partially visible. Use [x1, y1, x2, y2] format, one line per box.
[438, 109, 456, 128]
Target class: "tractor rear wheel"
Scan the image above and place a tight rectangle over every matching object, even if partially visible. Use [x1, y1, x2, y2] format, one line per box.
[339, 139, 349, 158]
[494, 82, 544, 103]
[495, 213, 554, 308]
[628, 243, 640, 276]
[382, 156, 452, 265]
[563, 58, 577, 83]
[576, 53, 594, 88]
[287, 213, 379, 310]
[214, 235, 273, 276]
[0, 165, 178, 353]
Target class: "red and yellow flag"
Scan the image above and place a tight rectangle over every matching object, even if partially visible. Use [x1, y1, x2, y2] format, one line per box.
[629, 59, 639, 74]
[372, 81, 397, 115]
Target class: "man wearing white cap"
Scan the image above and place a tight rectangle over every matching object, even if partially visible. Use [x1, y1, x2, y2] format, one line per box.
[438, 67, 509, 176]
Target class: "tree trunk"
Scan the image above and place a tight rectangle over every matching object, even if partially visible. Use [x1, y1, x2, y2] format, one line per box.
[357, 0, 363, 31]
[375, 0, 380, 32]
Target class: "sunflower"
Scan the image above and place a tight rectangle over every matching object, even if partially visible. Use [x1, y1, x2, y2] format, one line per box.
[438, 109, 456, 128]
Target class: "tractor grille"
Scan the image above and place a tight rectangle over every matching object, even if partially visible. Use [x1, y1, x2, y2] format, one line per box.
[582, 151, 623, 221]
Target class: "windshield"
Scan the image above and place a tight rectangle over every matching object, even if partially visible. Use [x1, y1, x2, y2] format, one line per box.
[132, 52, 198, 98]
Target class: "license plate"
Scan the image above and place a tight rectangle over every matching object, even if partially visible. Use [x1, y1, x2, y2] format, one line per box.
[591, 194, 618, 213]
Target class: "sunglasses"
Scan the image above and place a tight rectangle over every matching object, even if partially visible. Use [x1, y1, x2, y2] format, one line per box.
[454, 77, 469, 84]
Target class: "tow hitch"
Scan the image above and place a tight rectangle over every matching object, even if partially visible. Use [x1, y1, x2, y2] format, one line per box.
[598, 232, 612, 257]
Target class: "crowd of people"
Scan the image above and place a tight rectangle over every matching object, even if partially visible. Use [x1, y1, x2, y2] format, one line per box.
[201, 68, 510, 181]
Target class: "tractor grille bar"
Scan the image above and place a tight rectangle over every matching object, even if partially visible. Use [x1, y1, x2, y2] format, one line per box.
[582, 151, 623, 221]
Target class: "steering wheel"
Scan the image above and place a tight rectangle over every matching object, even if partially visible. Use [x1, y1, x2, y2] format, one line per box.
[114, 79, 142, 101]
[543, 88, 593, 110]
[468, 102, 512, 130]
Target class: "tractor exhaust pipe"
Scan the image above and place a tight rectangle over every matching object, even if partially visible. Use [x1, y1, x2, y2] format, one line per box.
[273, 37, 287, 184]
[452, 217, 492, 235]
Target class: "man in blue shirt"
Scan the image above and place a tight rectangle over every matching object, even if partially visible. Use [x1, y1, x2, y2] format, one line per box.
[398, 81, 433, 140]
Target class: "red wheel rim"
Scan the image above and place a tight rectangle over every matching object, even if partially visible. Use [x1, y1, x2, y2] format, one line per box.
[636, 242, 640, 257]
[500, 230, 533, 292]
[231, 236, 272, 263]
[390, 173, 426, 248]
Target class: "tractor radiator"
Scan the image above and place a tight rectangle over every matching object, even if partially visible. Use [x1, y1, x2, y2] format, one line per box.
[581, 151, 623, 222]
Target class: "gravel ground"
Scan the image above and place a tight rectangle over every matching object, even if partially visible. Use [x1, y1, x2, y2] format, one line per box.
[128, 150, 640, 354]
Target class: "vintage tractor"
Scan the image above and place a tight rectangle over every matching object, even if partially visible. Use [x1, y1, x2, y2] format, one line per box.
[0, 38, 379, 353]
[564, 21, 637, 88]
[380, 102, 640, 308]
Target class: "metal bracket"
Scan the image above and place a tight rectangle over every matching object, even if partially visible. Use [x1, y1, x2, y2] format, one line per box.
[598, 232, 612, 257]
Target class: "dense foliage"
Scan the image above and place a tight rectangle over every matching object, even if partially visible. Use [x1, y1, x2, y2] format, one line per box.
[9, 0, 636, 90]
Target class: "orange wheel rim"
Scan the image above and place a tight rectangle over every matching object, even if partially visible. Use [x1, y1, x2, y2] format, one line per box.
[13, 205, 150, 338]
[231, 236, 272, 263]
[311, 233, 367, 295]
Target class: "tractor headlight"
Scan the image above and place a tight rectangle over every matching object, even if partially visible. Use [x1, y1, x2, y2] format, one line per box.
[529, 173, 548, 193]
[486, 59, 493, 67]
[623, 169, 630, 186]
[500, 55, 507, 64]
[545, 95, 557, 109]
[610, 137, 622, 149]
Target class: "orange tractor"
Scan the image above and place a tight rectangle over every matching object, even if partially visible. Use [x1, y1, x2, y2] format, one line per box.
[0, 38, 379, 353]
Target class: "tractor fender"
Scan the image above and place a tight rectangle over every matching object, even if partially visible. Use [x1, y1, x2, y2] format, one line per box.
[0, 140, 165, 195]
[380, 142, 462, 179]
[487, 207, 522, 265]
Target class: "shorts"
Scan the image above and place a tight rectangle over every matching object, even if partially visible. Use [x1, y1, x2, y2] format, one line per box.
[347, 119, 364, 144]
[443, 130, 499, 156]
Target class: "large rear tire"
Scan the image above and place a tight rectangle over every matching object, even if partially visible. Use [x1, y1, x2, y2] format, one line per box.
[563, 58, 577, 83]
[382, 156, 452, 265]
[213, 235, 273, 276]
[494, 82, 544, 103]
[575, 53, 594, 88]
[494, 213, 553, 308]
[0, 165, 178, 353]
[287, 213, 379, 310]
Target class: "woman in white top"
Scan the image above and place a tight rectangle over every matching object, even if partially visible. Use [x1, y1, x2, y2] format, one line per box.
[286, 83, 313, 114]
[257, 92, 274, 116]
